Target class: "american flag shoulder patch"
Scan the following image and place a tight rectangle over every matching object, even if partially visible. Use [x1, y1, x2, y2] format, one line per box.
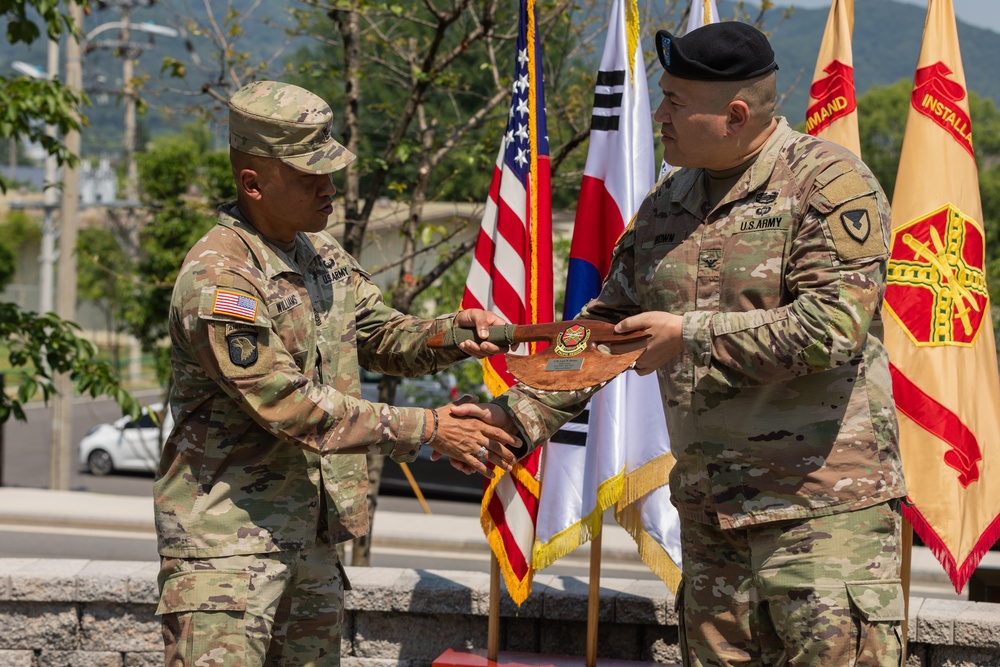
[212, 289, 258, 322]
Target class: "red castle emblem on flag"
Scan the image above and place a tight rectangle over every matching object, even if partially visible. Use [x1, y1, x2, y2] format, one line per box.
[884, 204, 988, 347]
[805, 60, 857, 136]
[911, 62, 974, 157]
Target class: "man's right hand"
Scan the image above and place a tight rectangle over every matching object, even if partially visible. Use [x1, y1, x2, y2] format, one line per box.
[423, 399, 521, 478]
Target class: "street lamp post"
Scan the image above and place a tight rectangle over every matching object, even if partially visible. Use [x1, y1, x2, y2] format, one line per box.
[15, 8, 179, 490]
[85, 16, 180, 207]
[12, 49, 59, 316]
[12, 17, 178, 317]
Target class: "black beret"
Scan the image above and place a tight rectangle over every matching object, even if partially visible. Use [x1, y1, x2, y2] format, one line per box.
[655, 22, 778, 81]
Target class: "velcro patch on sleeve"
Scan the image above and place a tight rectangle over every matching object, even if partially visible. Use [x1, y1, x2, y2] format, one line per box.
[213, 321, 271, 379]
[212, 289, 259, 322]
[817, 170, 887, 262]
[828, 194, 886, 261]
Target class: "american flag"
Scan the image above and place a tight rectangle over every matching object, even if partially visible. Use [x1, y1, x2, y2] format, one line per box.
[461, 0, 552, 606]
[213, 289, 258, 322]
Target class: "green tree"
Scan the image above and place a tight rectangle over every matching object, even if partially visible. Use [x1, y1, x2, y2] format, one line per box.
[1, 1, 140, 427]
[77, 226, 131, 373]
[124, 124, 235, 383]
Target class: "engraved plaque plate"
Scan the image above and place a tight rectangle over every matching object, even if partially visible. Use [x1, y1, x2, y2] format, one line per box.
[545, 358, 584, 372]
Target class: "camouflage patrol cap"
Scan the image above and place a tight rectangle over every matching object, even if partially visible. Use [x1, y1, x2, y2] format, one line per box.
[228, 80, 356, 174]
[655, 22, 778, 81]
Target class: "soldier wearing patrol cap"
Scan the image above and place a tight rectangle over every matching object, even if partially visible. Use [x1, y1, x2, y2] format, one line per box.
[155, 80, 521, 666]
[456, 22, 906, 667]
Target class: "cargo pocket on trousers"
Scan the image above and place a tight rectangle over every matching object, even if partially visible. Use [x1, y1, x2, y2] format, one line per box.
[846, 580, 905, 666]
[157, 570, 251, 665]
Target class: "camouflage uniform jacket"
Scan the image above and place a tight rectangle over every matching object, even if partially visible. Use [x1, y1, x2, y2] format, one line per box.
[155, 203, 465, 558]
[496, 118, 906, 529]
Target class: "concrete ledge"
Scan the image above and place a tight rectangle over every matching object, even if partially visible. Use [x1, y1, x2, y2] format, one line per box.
[1, 559, 999, 666]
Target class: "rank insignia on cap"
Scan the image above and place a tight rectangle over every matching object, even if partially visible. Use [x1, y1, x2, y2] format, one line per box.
[841, 209, 871, 243]
[227, 331, 259, 368]
[213, 289, 258, 322]
[660, 35, 671, 65]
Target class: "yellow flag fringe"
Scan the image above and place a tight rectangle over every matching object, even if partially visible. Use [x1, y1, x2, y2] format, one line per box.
[615, 502, 683, 593]
[617, 452, 675, 507]
[531, 470, 625, 570]
[481, 466, 537, 605]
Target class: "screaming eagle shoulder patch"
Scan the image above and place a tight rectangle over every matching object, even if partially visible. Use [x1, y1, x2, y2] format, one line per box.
[227, 331, 259, 368]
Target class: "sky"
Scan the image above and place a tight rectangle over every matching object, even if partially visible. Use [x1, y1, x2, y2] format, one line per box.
[774, 0, 1000, 34]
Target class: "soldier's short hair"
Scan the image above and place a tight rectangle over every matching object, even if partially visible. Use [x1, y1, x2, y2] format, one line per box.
[228, 80, 356, 175]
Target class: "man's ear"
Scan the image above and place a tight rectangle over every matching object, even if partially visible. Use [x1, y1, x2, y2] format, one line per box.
[238, 168, 263, 201]
[726, 100, 751, 135]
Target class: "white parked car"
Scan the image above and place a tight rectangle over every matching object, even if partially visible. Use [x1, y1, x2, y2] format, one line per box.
[79, 403, 172, 476]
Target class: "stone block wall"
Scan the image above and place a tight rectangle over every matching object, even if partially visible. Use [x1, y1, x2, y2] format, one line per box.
[1, 559, 1000, 666]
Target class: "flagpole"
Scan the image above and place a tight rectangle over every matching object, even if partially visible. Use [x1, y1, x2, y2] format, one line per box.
[488, 553, 501, 661]
[586, 530, 603, 667]
[901, 516, 913, 661]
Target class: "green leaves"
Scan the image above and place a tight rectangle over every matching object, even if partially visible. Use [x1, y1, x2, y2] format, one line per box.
[0, 0, 140, 425]
[0, 304, 142, 424]
[0, 76, 86, 193]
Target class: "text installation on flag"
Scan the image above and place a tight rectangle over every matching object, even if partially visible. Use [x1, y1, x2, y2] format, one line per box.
[884, 0, 1000, 592]
[532, 0, 681, 591]
[805, 0, 860, 155]
[460, 0, 553, 606]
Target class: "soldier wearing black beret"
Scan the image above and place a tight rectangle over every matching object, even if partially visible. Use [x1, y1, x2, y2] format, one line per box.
[455, 20, 905, 667]
[655, 21, 778, 81]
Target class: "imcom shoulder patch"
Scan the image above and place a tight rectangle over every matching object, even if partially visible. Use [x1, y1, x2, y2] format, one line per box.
[814, 168, 886, 262]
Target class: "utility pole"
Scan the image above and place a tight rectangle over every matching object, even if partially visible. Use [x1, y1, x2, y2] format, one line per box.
[121, 3, 139, 207]
[39, 39, 61, 315]
[50, 3, 84, 491]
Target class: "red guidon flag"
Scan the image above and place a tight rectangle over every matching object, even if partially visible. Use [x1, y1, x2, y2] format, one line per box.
[884, 0, 1000, 592]
[805, 0, 859, 154]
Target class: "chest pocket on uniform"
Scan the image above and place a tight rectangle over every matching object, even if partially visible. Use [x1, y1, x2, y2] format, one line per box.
[267, 278, 314, 374]
[720, 205, 793, 311]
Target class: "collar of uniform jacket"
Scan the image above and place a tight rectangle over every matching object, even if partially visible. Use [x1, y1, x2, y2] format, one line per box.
[667, 117, 795, 217]
[217, 203, 321, 280]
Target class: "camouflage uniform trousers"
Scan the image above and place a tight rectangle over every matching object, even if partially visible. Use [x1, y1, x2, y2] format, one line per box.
[675, 500, 904, 667]
[157, 531, 346, 666]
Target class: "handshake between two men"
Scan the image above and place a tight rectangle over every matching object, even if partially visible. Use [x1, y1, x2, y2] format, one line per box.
[419, 308, 685, 478]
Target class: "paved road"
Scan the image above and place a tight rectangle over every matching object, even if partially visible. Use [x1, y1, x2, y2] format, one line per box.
[0, 394, 976, 598]
[0, 394, 657, 579]
[0, 390, 163, 494]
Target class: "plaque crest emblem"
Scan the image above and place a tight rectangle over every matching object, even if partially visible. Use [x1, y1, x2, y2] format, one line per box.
[554, 324, 590, 357]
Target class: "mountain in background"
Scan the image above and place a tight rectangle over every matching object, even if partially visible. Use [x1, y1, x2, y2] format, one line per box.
[3, 0, 998, 161]
[740, 0, 1000, 121]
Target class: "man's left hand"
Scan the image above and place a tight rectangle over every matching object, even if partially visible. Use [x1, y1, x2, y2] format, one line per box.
[615, 311, 684, 375]
[453, 309, 510, 358]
